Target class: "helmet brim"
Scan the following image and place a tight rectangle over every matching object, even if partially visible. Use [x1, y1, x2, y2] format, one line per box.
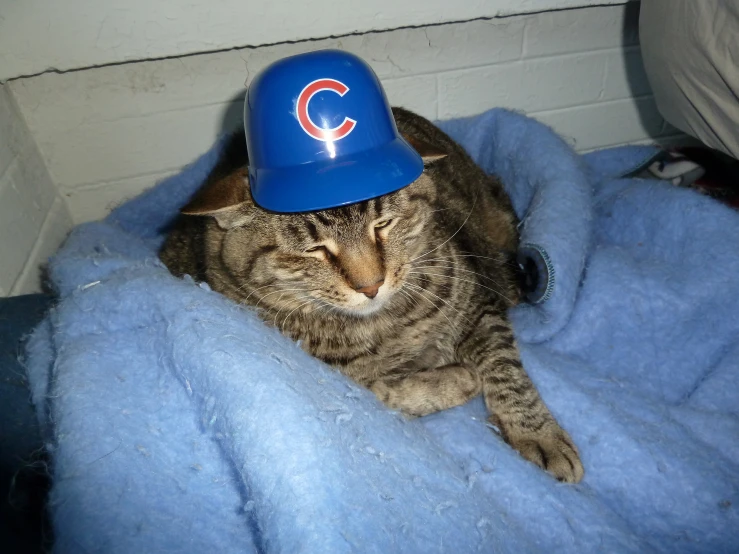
[249, 137, 423, 213]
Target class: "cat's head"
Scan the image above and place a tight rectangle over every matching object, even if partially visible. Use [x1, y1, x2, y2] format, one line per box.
[182, 135, 446, 318]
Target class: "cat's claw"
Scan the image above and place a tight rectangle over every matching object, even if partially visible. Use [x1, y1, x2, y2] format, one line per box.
[505, 425, 584, 483]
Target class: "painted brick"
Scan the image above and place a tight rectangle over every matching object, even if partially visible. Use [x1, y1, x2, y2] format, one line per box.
[0, 86, 30, 179]
[41, 69, 438, 191]
[16, 149, 58, 215]
[0, 88, 16, 178]
[36, 102, 235, 188]
[9, 18, 523, 185]
[0, 84, 73, 295]
[438, 51, 609, 119]
[343, 18, 524, 78]
[601, 48, 652, 101]
[12, 197, 74, 295]
[531, 96, 665, 151]
[9, 52, 250, 128]
[10, 5, 659, 194]
[9, 18, 523, 141]
[64, 170, 178, 224]
[0, 158, 49, 290]
[56, 72, 436, 224]
[381, 75, 437, 120]
[523, 3, 639, 58]
[8, 38, 361, 131]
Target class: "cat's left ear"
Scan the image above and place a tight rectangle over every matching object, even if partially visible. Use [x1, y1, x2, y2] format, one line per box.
[402, 134, 447, 165]
[181, 168, 254, 229]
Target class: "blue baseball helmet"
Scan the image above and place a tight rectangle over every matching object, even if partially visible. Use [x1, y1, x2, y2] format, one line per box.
[243, 49, 424, 213]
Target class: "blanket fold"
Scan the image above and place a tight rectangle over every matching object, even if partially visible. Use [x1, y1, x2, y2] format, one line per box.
[25, 109, 738, 553]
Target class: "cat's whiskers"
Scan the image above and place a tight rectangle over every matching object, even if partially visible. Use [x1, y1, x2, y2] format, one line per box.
[411, 263, 508, 289]
[242, 282, 281, 303]
[281, 297, 317, 329]
[415, 253, 519, 271]
[458, 251, 521, 270]
[271, 293, 336, 328]
[403, 281, 471, 325]
[253, 287, 309, 309]
[406, 190, 480, 265]
[408, 271, 512, 304]
[249, 289, 309, 324]
[317, 302, 341, 321]
[270, 293, 311, 327]
[417, 253, 499, 264]
[410, 270, 512, 304]
[401, 282, 457, 328]
[230, 278, 255, 296]
[306, 295, 337, 317]
[397, 288, 420, 309]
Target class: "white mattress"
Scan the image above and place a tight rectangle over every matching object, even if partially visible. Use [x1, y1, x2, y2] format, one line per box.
[640, 0, 739, 159]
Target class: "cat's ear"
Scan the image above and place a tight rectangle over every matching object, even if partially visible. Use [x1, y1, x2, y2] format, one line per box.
[402, 134, 447, 165]
[181, 168, 254, 229]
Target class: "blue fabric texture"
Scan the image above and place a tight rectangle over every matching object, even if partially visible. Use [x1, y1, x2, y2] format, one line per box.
[25, 109, 738, 553]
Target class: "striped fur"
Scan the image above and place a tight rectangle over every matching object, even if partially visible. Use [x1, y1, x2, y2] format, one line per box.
[160, 107, 583, 482]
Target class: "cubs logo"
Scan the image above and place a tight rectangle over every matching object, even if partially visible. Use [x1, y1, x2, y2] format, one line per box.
[296, 78, 357, 142]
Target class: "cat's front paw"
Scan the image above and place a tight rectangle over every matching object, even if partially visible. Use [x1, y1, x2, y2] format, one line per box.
[502, 424, 584, 483]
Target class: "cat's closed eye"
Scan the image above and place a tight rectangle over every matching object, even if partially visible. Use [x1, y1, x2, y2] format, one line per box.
[373, 219, 398, 240]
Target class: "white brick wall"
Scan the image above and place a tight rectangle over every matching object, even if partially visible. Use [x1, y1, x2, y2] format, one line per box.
[0, 85, 74, 296]
[6, 4, 678, 228]
[0, 0, 630, 81]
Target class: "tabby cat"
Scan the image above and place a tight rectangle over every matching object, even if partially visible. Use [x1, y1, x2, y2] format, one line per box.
[160, 107, 584, 483]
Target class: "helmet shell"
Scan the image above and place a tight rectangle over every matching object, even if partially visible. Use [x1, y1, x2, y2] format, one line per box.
[244, 49, 423, 212]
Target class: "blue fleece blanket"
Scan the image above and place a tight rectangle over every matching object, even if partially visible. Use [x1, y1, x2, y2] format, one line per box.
[25, 109, 739, 553]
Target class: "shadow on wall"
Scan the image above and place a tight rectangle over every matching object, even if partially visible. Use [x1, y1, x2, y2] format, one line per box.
[622, 0, 662, 142]
[219, 93, 248, 138]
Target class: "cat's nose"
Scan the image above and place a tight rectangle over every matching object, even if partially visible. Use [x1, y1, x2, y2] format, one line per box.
[355, 279, 384, 299]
